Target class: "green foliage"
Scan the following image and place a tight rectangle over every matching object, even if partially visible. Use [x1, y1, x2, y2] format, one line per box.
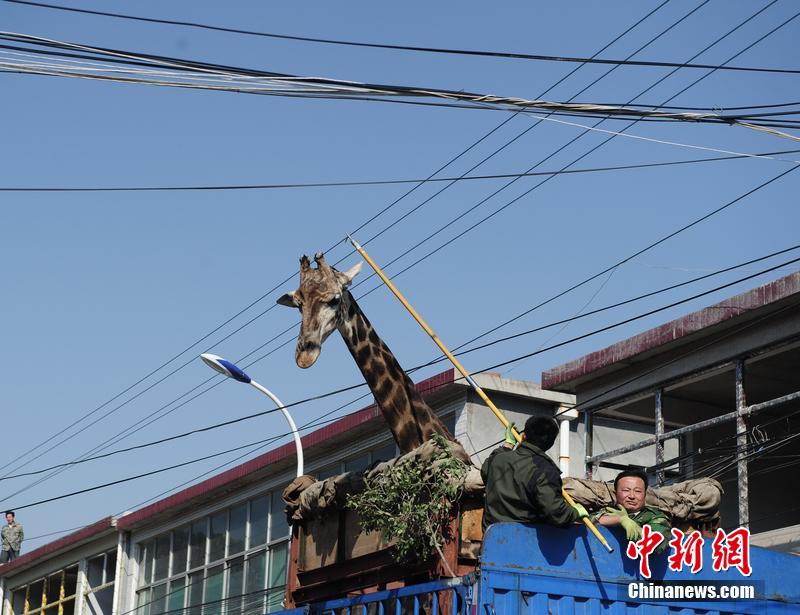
[346, 434, 468, 564]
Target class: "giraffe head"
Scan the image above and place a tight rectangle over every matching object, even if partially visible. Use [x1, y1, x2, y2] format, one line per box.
[277, 253, 362, 368]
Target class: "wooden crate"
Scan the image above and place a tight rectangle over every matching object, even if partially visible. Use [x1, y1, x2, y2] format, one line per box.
[285, 502, 483, 607]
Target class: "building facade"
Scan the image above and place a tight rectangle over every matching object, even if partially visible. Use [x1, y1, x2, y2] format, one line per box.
[542, 271, 800, 554]
[5, 271, 796, 615]
[0, 370, 581, 615]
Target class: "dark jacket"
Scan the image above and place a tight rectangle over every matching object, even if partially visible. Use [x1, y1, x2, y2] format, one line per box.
[481, 441, 578, 530]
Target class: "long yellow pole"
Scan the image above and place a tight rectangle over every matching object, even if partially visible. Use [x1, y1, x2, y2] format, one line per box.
[349, 235, 613, 554]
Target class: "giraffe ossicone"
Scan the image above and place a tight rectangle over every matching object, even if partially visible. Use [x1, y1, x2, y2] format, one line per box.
[277, 253, 463, 456]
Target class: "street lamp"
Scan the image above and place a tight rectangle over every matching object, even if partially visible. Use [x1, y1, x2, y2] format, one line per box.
[200, 353, 304, 477]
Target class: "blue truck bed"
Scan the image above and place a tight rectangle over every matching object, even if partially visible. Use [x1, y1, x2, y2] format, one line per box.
[479, 523, 799, 614]
[278, 522, 800, 613]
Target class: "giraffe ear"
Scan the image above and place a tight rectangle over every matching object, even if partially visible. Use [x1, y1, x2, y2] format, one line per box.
[277, 291, 299, 307]
[338, 262, 362, 287]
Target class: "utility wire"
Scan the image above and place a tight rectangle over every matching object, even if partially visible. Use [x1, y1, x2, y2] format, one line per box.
[0, 4, 673, 489]
[5, 0, 800, 75]
[10, 56, 800, 131]
[375, 1, 797, 360]
[3, 33, 799, 141]
[668, 405, 800, 482]
[0, 57, 527, 478]
[3, 148, 797, 192]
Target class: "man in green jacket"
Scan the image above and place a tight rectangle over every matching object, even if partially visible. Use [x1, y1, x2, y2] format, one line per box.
[481, 416, 587, 531]
[592, 469, 671, 552]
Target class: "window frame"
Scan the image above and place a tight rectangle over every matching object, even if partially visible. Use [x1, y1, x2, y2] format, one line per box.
[134, 490, 290, 615]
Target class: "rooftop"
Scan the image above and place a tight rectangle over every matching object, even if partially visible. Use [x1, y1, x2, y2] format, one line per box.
[542, 271, 800, 392]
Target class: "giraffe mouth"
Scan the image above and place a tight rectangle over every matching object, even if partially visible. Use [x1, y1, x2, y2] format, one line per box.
[296, 341, 321, 369]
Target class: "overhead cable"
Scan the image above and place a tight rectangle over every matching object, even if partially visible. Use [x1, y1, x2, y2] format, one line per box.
[2, 31, 798, 141]
[354, 1, 798, 354]
[3, 148, 799, 193]
[5, 0, 800, 75]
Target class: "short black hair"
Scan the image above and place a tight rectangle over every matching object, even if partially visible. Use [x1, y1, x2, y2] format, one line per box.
[4, 511, 14, 518]
[523, 416, 559, 451]
[614, 468, 649, 491]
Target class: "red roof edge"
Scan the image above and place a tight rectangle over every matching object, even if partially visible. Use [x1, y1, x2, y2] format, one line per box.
[117, 368, 455, 530]
[0, 516, 114, 577]
[542, 271, 800, 390]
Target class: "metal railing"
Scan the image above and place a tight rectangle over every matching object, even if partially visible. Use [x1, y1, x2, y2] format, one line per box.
[277, 575, 475, 615]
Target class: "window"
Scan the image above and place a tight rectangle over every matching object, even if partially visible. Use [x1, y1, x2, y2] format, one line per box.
[10, 564, 79, 615]
[136, 490, 289, 615]
[85, 550, 117, 615]
[315, 440, 399, 479]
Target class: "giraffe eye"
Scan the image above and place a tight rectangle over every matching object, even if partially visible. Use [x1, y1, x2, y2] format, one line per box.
[328, 294, 341, 305]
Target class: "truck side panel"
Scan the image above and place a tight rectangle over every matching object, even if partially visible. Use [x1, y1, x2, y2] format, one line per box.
[479, 523, 799, 614]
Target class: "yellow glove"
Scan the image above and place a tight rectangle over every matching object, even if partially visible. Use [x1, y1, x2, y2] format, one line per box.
[504, 422, 517, 447]
[572, 502, 589, 519]
[607, 505, 642, 541]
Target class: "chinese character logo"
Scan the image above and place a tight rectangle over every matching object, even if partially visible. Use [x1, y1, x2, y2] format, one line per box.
[626, 524, 664, 578]
[711, 528, 752, 576]
[667, 528, 704, 573]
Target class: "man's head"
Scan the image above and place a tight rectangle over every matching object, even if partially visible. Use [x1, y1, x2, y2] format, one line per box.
[4, 511, 14, 525]
[523, 416, 559, 451]
[614, 469, 648, 513]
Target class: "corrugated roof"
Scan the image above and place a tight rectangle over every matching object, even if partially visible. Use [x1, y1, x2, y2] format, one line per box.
[542, 271, 800, 390]
[0, 516, 115, 578]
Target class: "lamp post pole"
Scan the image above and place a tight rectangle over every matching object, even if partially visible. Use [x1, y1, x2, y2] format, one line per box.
[200, 353, 304, 477]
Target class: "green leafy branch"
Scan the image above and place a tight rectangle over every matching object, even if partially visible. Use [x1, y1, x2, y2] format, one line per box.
[346, 434, 468, 567]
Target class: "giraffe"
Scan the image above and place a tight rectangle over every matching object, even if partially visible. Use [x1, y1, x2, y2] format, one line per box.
[277, 253, 460, 455]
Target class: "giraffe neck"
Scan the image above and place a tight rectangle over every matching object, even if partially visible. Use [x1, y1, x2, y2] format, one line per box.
[337, 291, 452, 453]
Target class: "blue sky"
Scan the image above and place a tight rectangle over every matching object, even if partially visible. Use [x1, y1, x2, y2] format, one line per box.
[1, 0, 798, 549]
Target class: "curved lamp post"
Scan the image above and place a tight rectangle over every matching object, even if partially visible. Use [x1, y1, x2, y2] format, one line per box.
[200, 353, 304, 478]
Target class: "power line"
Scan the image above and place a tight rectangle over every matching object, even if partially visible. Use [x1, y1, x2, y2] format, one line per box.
[1, 3, 674, 493]
[2, 148, 798, 193]
[359, 1, 795, 356]
[0, 51, 530, 479]
[663, 398, 800, 483]
[11, 58, 800, 131]
[9, 389, 374, 511]
[5, 0, 800, 75]
[4, 34, 800, 141]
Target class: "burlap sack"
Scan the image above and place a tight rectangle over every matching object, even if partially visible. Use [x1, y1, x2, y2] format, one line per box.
[283, 439, 473, 522]
[563, 476, 723, 521]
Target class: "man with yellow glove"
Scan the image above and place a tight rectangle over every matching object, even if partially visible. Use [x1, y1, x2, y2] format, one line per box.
[482, 417, 589, 531]
[592, 469, 671, 552]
